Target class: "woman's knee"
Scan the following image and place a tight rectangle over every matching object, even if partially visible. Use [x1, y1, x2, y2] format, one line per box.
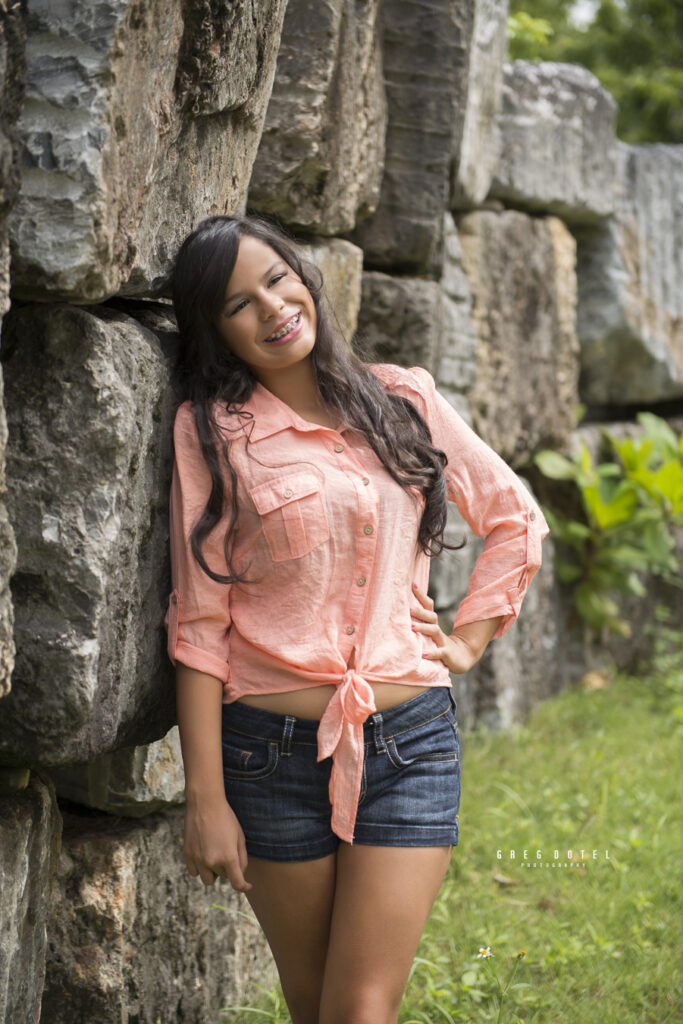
[283, 980, 325, 1024]
[319, 984, 402, 1024]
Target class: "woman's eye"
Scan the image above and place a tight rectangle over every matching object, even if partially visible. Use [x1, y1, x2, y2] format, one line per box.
[269, 273, 286, 286]
[229, 299, 247, 316]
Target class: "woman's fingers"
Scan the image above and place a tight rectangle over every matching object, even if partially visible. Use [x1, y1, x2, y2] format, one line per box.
[411, 605, 438, 622]
[411, 582, 434, 609]
[411, 620, 441, 637]
[228, 866, 252, 893]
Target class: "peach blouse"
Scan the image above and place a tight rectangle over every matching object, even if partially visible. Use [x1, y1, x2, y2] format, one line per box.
[166, 363, 550, 842]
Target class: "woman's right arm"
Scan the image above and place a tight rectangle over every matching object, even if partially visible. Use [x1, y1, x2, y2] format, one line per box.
[168, 404, 249, 889]
[176, 662, 252, 892]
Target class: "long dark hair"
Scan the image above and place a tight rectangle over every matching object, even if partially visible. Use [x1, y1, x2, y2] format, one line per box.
[171, 213, 464, 583]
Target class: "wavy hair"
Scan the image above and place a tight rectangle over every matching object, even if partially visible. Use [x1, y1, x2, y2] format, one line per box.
[171, 213, 464, 583]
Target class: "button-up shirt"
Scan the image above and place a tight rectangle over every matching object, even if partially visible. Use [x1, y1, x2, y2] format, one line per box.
[166, 363, 550, 842]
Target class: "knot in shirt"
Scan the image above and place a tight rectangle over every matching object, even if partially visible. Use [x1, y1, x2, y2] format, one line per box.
[316, 670, 378, 843]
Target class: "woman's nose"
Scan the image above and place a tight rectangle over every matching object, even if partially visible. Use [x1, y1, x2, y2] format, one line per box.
[259, 289, 285, 318]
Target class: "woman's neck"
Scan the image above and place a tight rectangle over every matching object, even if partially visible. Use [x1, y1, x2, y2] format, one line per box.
[256, 359, 339, 429]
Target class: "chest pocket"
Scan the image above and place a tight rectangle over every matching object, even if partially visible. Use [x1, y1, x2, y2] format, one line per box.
[249, 471, 330, 562]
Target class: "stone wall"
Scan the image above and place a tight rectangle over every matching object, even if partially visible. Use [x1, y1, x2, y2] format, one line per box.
[0, 1, 681, 1019]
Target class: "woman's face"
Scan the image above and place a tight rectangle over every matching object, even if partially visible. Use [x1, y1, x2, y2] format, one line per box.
[215, 235, 317, 380]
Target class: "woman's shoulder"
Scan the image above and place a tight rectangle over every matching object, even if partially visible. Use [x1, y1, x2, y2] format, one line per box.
[366, 362, 436, 399]
[173, 399, 247, 439]
[172, 400, 197, 439]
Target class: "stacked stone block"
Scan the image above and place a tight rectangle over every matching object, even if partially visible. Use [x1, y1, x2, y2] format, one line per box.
[248, 0, 387, 235]
[9, 0, 290, 301]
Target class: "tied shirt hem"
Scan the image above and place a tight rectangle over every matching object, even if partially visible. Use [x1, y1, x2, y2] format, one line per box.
[317, 670, 377, 845]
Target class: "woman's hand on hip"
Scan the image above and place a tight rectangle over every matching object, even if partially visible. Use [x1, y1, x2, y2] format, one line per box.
[183, 793, 252, 893]
[410, 583, 482, 674]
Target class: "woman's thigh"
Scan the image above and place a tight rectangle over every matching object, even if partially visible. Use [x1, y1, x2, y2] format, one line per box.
[244, 853, 337, 1024]
[319, 843, 453, 1024]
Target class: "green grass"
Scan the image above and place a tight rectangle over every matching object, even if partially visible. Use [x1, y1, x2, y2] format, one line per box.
[220, 643, 683, 1023]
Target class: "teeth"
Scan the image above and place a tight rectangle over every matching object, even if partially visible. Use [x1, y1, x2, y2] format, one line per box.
[266, 312, 299, 342]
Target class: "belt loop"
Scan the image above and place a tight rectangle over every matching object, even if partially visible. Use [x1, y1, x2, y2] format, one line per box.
[371, 712, 386, 754]
[281, 715, 296, 756]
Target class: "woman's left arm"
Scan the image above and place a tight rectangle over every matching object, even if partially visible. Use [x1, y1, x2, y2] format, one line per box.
[397, 365, 550, 647]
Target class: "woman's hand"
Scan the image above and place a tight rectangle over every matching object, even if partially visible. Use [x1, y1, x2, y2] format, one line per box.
[184, 792, 252, 892]
[410, 583, 493, 674]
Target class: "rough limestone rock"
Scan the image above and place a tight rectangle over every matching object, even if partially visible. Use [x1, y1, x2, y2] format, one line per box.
[9, 0, 289, 302]
[51, 726, 185, 816]
[0, 302, 178, 767]
[301, 236, 364, 346]
[248, 0, 386, 235]
[0, 0, 24, 307]
[0, 0, 25, 698]
[457, 209, 580, 468]
[351, 0, 474, 276]
[0, 370, 15, 699]
[437, 212, 479, 415]
[577, 142, 683, 406]
[451, 0, 508, 209]
[0, 0, 25, 315]
[356, 271, 446, 376]
[0, 774, 62, 1024]
[490, 61, 618, 224]
[43, 806, 274, 1024]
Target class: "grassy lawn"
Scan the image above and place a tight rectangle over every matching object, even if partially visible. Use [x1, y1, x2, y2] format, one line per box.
[220, 644, 683, 1023]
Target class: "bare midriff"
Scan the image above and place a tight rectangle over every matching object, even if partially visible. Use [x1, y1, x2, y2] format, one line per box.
[234, 646, 433, 720]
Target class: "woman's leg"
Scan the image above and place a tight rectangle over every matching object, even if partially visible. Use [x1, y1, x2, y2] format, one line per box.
[318, 844, 452, 1024]
[243, 852, 337, 1024]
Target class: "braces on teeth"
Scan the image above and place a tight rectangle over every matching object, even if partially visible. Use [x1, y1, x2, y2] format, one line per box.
[266, 312, 299, 341]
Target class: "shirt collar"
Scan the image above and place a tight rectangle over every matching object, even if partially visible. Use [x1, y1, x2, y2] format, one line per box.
[233, 382, 342, 442]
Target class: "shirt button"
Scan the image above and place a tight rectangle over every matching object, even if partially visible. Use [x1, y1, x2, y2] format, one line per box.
[171, 594, 178, 605]
[357, 576, 366, 586]
[334, 444, 344, 453]
[529, 511, 536, 521]
[346, 625, 355, 635]
[363, 525, 374, 535]
[283, 488, 293, 498]
[362, 477, 369, 486]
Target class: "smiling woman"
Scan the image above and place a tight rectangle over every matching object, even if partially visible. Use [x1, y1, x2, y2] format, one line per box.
[167, 213, 549, 1024]
[215, 237, 318, 384]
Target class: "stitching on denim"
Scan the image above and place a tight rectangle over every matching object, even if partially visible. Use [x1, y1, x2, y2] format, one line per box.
[281, 715, 296, 756]
[383, 706, 450, 740]
[223, 723, 317, 745]
[384, 737, 459, 770]
[222, 740, 280, 780]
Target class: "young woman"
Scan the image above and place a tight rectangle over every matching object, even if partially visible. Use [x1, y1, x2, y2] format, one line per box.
[167, 213, 549, 1024]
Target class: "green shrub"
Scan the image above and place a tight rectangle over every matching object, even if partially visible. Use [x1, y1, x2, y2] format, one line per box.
[534, 413, 683, 636]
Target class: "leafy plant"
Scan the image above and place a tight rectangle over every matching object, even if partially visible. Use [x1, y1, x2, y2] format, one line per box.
[534, 413, 683, 636]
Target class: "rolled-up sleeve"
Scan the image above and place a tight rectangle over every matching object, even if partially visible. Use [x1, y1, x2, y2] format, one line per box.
[165, 402, 232, 682]
[403, 366, 550, 640]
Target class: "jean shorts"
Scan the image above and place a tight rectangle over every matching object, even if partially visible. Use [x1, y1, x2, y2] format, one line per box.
[221, 685, 461, 862]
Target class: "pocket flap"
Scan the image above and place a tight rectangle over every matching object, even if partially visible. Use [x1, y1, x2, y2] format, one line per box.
[249, 472, 322, 515]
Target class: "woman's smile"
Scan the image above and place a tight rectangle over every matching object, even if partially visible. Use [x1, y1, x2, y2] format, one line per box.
[263, 310, 302, 345]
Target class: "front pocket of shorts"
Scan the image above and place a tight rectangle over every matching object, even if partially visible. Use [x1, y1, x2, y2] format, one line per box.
[249, 472, 330, 562]
[222, 737, 280, 780]
[386, 711, 460, 770]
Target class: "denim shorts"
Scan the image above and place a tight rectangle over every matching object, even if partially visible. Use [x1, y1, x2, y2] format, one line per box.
[221, 685, 461, 862]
